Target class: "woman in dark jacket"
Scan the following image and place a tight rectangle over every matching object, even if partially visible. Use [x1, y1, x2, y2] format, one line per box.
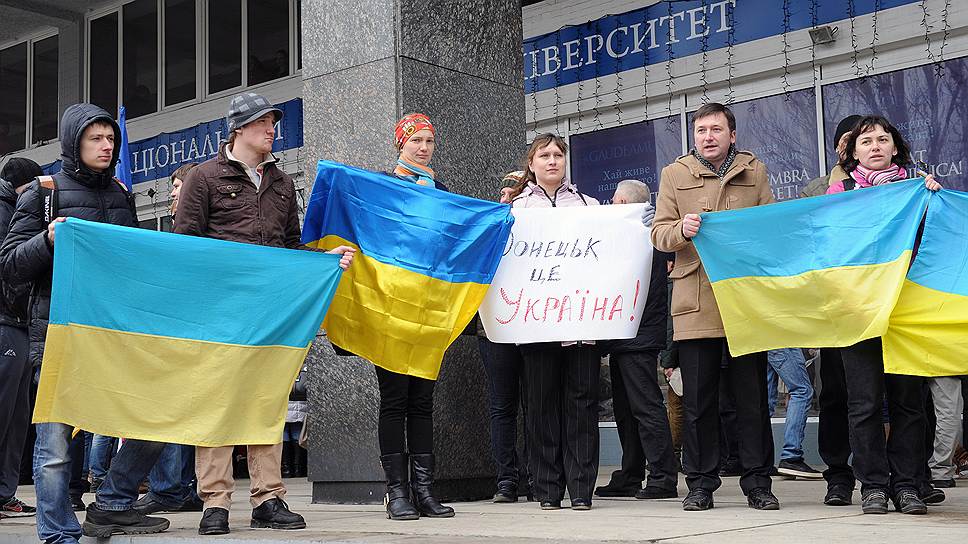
[820, 115, 940, 515]
[378, 113, 454, 521]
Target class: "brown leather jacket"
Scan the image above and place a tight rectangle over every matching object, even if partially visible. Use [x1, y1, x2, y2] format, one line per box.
[651, 151, 774, 340]
[174, 144, 301, 248]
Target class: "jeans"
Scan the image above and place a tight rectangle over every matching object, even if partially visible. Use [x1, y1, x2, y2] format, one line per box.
[96, 438, 167, 510]
[89, 434, 117, 482]
[147, 444, 199, 508]
[767, 348, 814, 461]
[478, 337, 528, 487]
[33, 422, 82, 544]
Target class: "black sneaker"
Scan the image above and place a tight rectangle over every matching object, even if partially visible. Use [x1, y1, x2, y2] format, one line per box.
[69, 496, 86, 512]
[777, 459, 823, 480]
[175, 497, 205, 512]
[493, 481, 518, 503]
[570, 498, 591, 511]
[823, 484, 853, 506]
[131, 496, 170, 515]
[893, 488, 927, 515]
[682, 489, 714, 511]
[1, 497, 36, 517]
[539, 500, 561, 510]
[199, 507, 229, 535]
[921, 485, 946, 505]
[931, 478, 956, 489]
[250, 498, 305, 530]
[635, 486, 678, 499]
[747, 488, 780, 510]
[81, 504, 170, 537]
[861, 489, 889, 514]
[594, 480, 641, 497]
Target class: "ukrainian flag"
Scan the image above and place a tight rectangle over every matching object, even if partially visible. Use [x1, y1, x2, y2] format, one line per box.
[692, 179, 930, 356]
[33, 219, 343, 447]
[884, 189, 968, 376]
[301, 160, 513, 380]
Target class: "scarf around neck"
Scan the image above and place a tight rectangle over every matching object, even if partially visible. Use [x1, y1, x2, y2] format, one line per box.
[393, 157, 435, 186]
[692, 144, 738, 180]
[849, 163, 907, 189]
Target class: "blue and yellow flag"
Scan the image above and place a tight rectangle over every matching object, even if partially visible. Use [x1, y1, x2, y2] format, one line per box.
[34, 219, 343, 446]
[692, 180, 930, 356]
[301, 160, 513, 380]
[884, 189, 968, 376]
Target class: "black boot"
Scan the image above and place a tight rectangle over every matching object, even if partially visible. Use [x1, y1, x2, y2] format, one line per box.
[82, 504, 170, 537]
[281, 442, 293, 479]
[410, 453, 455, 518]
[380, 453, 419, 521]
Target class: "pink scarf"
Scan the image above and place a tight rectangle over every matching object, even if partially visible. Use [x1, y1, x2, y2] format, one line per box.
[849, 163, 907, 189]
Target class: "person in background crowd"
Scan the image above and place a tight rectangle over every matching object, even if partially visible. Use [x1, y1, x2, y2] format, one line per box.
[372, 113, 454, 521]
[659, 256, 684, 474]
[801, 115, 862, 198]
[594, 179, 678, 501]
[0, 157, 41, 519]
[480, 170, 531, 503]
[1, 103, 171, 542]
[167, 163, 196, 218]
[175, 92, 354, 535]
[652, 102, 778, 512]
[924, 377, 963, 488]
[511, 133, 601, 511]
[821, 115, 941, 515]
[768, 349, 822, 479]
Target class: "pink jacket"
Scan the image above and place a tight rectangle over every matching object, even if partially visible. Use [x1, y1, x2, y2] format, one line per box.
[510, 180, 599, 208]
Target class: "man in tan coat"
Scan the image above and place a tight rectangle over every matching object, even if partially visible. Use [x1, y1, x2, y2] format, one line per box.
[651, 103, 777, 512]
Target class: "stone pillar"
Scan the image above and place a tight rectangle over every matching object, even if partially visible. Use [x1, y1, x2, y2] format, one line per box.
[300, 0, 525, 503]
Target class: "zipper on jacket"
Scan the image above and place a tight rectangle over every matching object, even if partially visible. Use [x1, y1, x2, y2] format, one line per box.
[536, 184, 557, 207]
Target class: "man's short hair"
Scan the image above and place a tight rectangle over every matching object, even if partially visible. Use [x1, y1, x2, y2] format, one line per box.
[692, 102, 736, 132]
[614, 179, 651, 204]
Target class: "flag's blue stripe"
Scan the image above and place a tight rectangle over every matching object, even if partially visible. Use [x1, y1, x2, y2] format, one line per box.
[694, 180, 930, 282]
[907, 189, 968, 297]
[301, 160, 514, 284]
[50, 219, 342, 348]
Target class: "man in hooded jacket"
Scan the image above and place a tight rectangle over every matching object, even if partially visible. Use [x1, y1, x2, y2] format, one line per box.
[0, 104, 170, 543]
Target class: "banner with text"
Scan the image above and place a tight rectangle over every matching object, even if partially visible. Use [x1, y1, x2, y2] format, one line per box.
[480, 205, 652, 343]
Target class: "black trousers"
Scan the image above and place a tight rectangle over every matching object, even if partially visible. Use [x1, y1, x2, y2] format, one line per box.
[818, 348, 855, 489]
[718, 362, 740, 468]
[679, 338, 773, 495]
[609, 349, 677, 491]
[375, 366, 435, 455]
[478, 337, 529, 487]
[838, 338, 924, 493]
[522, 343, 600, 503]
[0, 325, 30, 501]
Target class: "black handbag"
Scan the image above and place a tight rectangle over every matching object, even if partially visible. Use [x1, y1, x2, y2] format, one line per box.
[289, 364, 309, 401]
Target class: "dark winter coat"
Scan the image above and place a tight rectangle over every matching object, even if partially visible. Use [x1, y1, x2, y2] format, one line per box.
[0, 180, 29, 328]
[602, 249, 672, 354]
[0, 103, 136, 366]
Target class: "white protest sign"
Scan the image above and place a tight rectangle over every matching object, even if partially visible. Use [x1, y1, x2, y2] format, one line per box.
[480, 204, 653, 343]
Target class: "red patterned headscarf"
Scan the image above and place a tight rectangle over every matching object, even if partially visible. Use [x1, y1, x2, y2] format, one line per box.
[394, 113, 434, 150]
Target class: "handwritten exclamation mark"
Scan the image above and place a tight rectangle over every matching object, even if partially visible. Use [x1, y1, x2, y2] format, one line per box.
[630, 279, 640, 321]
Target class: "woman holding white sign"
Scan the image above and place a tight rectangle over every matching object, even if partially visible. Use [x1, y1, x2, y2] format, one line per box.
[510, 133, 601, 511]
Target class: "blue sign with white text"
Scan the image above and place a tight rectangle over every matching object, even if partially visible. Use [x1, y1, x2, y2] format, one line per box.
[523, 0, 919, 93]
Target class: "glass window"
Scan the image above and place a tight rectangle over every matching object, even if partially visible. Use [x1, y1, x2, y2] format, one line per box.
[208, 0, 242, 94]
[123, 0, 158, 119]
[90, 12, 119, 116]
[0, 43, 28, 156]
[159, 215, 173, 232]
[247, 0, 289, 85]
[165, 0, 196, 106]
[32, 36, 59, 144]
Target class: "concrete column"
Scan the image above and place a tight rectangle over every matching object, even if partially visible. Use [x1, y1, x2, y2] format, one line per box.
[299, 0, 525, 503]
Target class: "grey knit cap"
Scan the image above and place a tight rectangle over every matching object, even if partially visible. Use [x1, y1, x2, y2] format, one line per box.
[226, 92, 283, 131]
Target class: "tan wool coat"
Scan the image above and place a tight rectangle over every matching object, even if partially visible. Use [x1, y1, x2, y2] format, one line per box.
[650, 151, 775, 340]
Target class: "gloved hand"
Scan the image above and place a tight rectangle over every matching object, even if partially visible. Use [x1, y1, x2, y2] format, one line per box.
[641, 202, 655, 228]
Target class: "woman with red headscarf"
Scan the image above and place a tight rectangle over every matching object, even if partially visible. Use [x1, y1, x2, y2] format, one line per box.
[378, 113, 454, 522]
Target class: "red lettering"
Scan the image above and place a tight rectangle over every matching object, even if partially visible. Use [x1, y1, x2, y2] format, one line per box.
[495, 288, 523, 325]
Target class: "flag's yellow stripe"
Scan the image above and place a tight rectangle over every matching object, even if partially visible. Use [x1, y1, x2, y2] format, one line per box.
[34, 323, 307, 447]
[711, 251, 912, 356]
[317, 235, 488, 380]
[884, 279, 968, 377]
